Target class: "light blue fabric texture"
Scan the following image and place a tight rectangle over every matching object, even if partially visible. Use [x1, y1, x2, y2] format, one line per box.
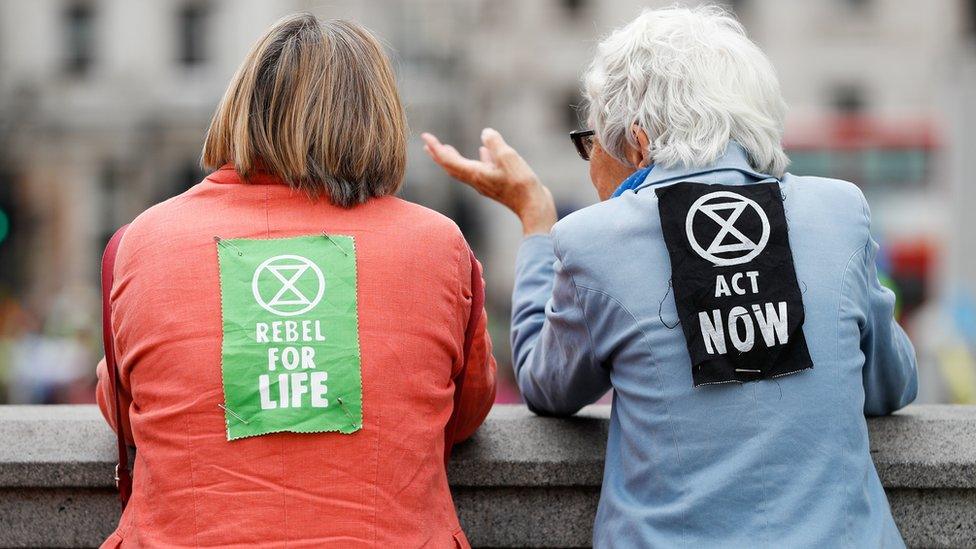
[511, 142, 918, 548]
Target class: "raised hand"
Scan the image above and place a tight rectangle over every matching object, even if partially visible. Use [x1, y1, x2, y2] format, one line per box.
[422, 128, 557, 236]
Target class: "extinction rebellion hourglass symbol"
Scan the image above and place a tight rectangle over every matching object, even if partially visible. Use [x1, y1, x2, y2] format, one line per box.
[251, 254, 326, 317]
[685, 190, 770, 267]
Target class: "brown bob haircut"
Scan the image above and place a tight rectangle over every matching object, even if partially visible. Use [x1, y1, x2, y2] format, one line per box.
[202, 14, 407, 208]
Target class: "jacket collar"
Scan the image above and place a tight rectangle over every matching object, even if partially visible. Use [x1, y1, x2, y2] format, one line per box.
[633, 141, 773, 192]
[206, 163, 286, 186]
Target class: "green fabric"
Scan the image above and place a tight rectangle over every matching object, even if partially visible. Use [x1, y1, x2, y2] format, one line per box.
[217, 235, 362, 440]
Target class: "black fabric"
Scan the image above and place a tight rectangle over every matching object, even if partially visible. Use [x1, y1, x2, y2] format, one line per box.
[656, 181, 813, 386]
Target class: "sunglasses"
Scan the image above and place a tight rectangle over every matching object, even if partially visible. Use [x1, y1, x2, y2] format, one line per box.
[570, 129, 596, 161]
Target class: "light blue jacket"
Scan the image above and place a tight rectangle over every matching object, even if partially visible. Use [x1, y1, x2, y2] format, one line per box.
[511, 142, 918, 548]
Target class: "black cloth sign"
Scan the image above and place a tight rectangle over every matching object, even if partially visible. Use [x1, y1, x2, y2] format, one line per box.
[655, 181, 813, 387]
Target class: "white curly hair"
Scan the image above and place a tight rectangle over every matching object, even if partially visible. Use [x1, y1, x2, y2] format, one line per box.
[582, 5, 789, 176]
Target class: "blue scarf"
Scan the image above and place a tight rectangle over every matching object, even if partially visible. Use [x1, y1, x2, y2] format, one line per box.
[610, 165, 654, 198]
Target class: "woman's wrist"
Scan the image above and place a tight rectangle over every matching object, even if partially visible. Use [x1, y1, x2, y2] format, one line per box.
[518, 185, 557, 236]
[521, 216, 556, 236]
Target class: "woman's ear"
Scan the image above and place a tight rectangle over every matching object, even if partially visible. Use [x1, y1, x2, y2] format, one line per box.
[632, 124, 652, 168]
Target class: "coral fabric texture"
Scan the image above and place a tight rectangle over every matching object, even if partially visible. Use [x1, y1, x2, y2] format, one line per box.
[95, 166, 496, 548]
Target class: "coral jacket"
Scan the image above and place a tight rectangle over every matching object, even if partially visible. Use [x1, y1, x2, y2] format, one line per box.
[96, 165, 496, 548]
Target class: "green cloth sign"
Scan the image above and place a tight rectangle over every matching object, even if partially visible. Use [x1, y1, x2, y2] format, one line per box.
[217, 235, 362, 440]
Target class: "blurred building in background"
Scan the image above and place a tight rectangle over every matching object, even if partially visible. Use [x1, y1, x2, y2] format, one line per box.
[0, 0, 973, 404]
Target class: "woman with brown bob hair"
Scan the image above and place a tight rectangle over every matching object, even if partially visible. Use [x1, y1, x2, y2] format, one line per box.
[96, 14, 495, 548]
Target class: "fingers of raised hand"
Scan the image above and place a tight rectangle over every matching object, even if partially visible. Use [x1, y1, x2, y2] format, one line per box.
[479, 146, 493, 165]
[421, 133, 484, 180]
[480, 128, 518, 166]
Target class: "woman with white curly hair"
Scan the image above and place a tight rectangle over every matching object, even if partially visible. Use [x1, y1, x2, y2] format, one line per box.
[424, 5, 916, 548]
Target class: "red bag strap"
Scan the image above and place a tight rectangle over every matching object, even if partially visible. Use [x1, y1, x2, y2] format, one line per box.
[101, 224, 132, 509]
[443, 246, 485, 466]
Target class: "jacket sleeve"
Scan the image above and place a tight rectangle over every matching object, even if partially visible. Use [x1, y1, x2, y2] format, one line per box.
[450, 251, 498, 443]
[510, 233, 611, 417]
[854, 200, 919, 416]
[96, 355, 135, 444]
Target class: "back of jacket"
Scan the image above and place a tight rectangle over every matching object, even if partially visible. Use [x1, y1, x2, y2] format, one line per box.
[97, 166, 496, 548]
[511, 143, 917, 548]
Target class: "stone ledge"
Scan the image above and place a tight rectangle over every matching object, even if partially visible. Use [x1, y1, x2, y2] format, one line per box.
[0, 404, 974, 547]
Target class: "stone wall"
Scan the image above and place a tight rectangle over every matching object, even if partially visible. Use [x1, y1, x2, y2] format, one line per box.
[1, 404, 974, 547]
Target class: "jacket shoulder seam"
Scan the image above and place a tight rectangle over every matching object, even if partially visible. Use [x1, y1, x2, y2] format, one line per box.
[573, 282, 683, 465]
[551, 233, 601, 372]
